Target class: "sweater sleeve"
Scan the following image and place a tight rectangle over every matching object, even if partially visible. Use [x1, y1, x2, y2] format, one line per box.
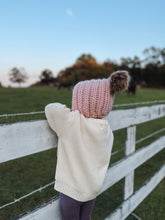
[45, 103, 71, 137]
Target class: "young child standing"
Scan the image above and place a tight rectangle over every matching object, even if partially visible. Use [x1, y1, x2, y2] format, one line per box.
[45, 70, 130, 220]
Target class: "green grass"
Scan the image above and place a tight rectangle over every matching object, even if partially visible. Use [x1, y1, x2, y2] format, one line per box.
[0, 86, 73, 124]
[0, 86, 165, 220]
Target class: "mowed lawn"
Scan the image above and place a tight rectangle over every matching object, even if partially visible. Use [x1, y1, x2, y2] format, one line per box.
[0, 86, 165, 220]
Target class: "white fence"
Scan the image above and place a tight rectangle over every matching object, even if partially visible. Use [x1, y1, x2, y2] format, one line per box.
[0, 104, 165, 219]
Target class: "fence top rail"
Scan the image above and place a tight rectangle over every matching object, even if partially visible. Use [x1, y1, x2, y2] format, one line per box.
[1, 100, 165, 118]
[0, 104, 165, 163]
[105, 103, 165, 131]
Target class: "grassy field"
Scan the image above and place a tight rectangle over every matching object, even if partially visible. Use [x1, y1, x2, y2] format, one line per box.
[0, 86, 165, 220]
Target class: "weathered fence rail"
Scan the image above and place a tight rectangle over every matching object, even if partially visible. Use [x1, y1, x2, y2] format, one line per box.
[0, 104, 165, 219]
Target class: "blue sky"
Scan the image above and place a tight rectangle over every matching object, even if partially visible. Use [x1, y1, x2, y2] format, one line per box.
[0, 0, 165, 86]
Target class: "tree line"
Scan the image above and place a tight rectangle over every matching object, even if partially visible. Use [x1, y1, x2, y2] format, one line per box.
[1, 46, 165, 88]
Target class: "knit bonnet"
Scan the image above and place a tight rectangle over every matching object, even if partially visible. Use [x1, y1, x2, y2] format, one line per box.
[72, 70, 130, 119]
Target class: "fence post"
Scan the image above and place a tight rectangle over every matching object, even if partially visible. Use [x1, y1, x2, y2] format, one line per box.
[124, 125, 136, 200]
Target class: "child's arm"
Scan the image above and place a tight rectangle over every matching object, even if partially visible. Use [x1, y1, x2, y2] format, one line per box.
[45, 103, 71, 136]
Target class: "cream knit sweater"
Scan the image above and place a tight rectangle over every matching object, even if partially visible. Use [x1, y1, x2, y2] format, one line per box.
[45, 103, 114, 202]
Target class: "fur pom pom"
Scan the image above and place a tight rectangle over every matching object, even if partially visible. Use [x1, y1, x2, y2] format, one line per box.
[110, 70, 131, 94]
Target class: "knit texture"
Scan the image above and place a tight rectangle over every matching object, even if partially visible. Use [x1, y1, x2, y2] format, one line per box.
[45, 103, 114, 201]
[72, 78, 114, 118]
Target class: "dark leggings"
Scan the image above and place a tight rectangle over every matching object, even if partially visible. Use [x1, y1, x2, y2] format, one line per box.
[59, 193, 96, 220]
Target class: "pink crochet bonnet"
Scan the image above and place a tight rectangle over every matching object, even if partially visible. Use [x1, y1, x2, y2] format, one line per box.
[72, 70, 130, 119]
[72, 77, 113, 118]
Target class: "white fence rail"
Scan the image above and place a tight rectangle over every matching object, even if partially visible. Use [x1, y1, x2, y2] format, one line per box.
[0, 100, 165, 118]
[0, 104, 165, 219]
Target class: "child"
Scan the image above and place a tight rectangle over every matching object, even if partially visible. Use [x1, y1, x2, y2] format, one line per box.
[45, 70, 130, 220]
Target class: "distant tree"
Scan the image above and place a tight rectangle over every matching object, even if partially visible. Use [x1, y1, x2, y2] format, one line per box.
[0, 81, 2, 87]
[143, 46, 161, 65]
[76, 54, 97, 66]
[39, 69, 54, 84]
[56, 48, 165, 88]
[160, 48, 165, 65]
[57, 54, 98, 85]
[131, 56, 141, 68]
[119, 56, 142, 84]
[120, 57, 131, 69]
[158, 64, 165, 86]
[141, 46, 165, 86]
[9, 67, 28, 86]
[103, 59, 117, 75]
[120, 56, 141, 69]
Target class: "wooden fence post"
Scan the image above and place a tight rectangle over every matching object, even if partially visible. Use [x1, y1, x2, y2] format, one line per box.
[124, 126, 136, 200]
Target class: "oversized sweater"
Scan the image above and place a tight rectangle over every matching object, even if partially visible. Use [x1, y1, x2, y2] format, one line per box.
[45, 103, 114, 202]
